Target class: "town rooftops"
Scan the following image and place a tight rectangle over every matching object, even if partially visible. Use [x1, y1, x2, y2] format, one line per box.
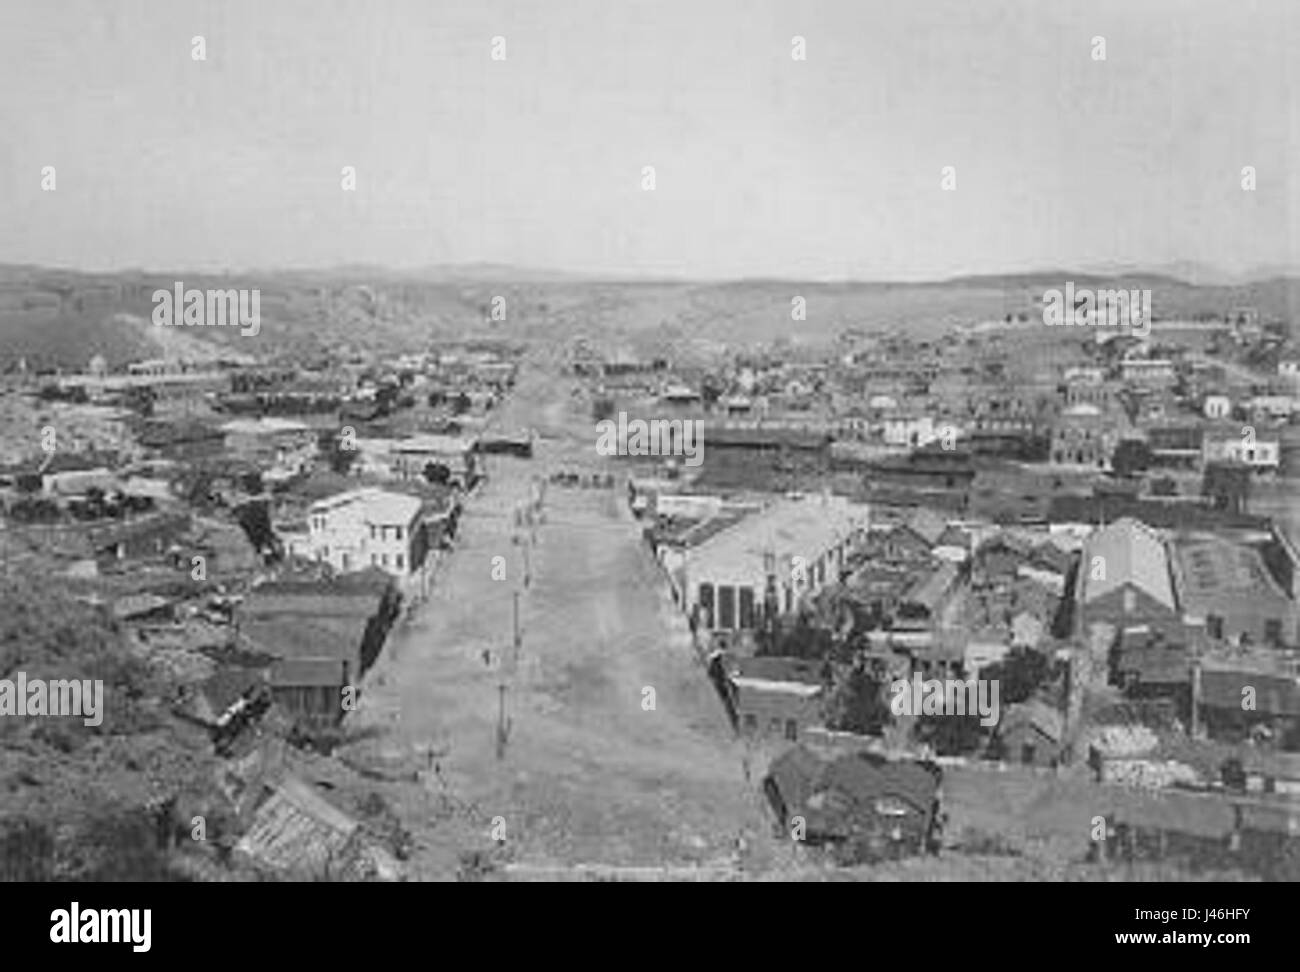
[88, 511, 192, 550]
[764, 745, 940, 838]
[703, 425, 830, 450]
[730, 657, 825, 696]
[1116, 643, 1191, 684]
[308, 487, 422, 525]
[255, 566, 395, 598]
[900, 561, 960, 613]
[1078, 517, 1176, 612]
[1172, 534, 1292, 608]
[269, 657, 348, 688]
[37, 450, 119, 476]
[384, 434, 475, 455]
[902, 507, 948, 547]
[219, 416, 312, 436]
[662, 509, 749, 545]
[235, 777, 358, 877]
[998, 699, 1064, 743]
[1046, 494, 1269, 532]
[688, 496, 867, 576]
[241, 615, 371, 666]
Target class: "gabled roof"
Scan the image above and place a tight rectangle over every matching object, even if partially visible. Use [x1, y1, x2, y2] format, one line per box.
[201, 666, 268, 714]
[765, 747, 940, 837]
[1172, 534, 1293, 607]
[820, 754, 938, 817]
[88, 511, 192, 548]
[998, 699, 1064, 742]
[901, 561, 960, 613]
[1046, 495, 1267, 531]
[689, 498, 867, 579]
[308, 487, 421, 525]
[235, 777, 358, 877]
[730, 656, 824, 686]
[1116, 645, 1190, 684]
[39, 450, 118, 476]
[902, 507, 947, 547]
[705, 425, 830, 450]
[765, 744, 824, 814]
[269, 657, 347, 688]
[1078, 517, 1175, 612]
[241, 615, 370, 665]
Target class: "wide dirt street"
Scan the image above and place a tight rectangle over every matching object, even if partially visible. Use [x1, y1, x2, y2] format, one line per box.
[353, 365, 771, 877]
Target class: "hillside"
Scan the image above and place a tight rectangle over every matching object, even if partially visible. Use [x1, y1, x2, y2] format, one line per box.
[0, 265, 1295, 372]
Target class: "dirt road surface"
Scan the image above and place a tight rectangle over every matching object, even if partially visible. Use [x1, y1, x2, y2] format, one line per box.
[352, 368, 771, 876]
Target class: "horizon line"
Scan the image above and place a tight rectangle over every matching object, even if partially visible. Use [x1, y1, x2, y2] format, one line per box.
[0, 259, 1296, 289]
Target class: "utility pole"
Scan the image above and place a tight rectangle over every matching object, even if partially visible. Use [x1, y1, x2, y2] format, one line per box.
[512, 590, 522, 664]
[495, 680, 508, 760]
[497, 590, 523, 760]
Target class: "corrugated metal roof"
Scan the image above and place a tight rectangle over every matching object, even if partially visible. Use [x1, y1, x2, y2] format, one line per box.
[1079, 517, 1175, 611]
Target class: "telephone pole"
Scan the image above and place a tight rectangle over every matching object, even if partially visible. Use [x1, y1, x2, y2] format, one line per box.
[495, 680, 508, 760]
[512, 590, 522, 663]
[498, 559, 525, 760]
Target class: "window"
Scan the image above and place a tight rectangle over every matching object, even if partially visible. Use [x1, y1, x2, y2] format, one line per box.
[698, 584, 715, 629]
[395, 554, 405, 570]
[785, 719, 798, 742]
[371, 554, 378, 566]
[1265, 619, 1283, 645]
[769, 718, 782, 736]
[784, 584, 793, 614]
[718, 586, 737, 630]
[738, 587, 755, 630]
[1021, 744, 1036, 764]
[370, 525, 377, 540]
[381, 553, 389, 567]
[1207, 615, 1224, 640]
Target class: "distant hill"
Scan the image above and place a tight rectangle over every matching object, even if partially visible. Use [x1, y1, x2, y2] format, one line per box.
[0, 264, 1293, 372]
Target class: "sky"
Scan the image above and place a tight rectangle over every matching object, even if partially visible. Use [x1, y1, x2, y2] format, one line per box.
[0, 0, 1295, 280]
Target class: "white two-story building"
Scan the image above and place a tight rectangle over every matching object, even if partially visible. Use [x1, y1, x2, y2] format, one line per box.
[302, 488, 427, 578]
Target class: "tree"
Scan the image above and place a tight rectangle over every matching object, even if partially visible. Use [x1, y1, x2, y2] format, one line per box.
[1149, 475, 1177, 496]
[1111, 439, 1151, 478]
[915, 711, 987, 757]
[981, 647, 1050, 706]
[760, 613, 835, 660]
[700, 373, 726, 408]
[328, 445, 358, 476]
[1203, 461, 1250, 514]
[824, 664, 891, 736]
[234, 500, 281, 561]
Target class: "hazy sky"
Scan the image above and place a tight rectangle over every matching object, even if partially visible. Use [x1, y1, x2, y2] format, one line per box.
[1, 0, 1294, 279]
